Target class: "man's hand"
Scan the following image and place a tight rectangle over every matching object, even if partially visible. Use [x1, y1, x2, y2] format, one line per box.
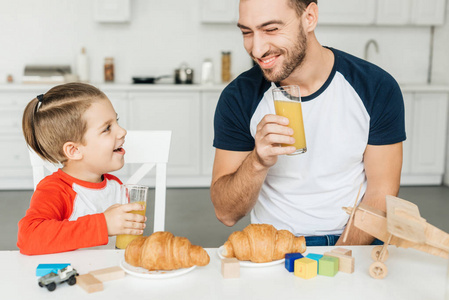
[103, 203, 147, 236]
[254, 114, 297, 167]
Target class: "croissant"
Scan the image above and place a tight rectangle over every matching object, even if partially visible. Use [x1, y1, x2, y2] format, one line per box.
[222, 224, 306, 263]
[124, 231, 210, 271]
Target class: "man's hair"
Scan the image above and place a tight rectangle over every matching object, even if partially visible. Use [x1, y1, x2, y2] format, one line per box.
[22, 82, 107, 164]
[288, 0, 317, 16]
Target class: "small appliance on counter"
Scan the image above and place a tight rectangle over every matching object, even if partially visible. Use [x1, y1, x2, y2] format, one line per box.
[175, 63, 194, 84]
[23, 65, 73, 84]
[201, 58, 214, 85]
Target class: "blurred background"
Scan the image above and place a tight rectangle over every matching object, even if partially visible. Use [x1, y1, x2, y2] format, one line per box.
[0, 0, 448, 250]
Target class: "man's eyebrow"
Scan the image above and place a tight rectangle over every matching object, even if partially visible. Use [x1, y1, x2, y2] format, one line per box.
[237, 20, 284, 30]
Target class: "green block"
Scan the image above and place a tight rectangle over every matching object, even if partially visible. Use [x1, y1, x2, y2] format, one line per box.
[318, 256, 339, 277]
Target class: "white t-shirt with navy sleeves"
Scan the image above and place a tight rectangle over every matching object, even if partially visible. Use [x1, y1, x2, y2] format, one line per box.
[213, 47, 406, 236]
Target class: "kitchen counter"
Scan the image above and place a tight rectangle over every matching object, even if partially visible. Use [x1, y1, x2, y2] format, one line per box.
[0, 83, 228, 92]
[1, 246, 447, 300]
[1, 83, 449, 93]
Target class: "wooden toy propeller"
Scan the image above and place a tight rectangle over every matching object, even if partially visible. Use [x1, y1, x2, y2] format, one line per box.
[341, 183, 363, 243]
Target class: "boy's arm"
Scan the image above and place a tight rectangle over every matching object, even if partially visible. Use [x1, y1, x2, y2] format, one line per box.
[17, 186, 109, 255]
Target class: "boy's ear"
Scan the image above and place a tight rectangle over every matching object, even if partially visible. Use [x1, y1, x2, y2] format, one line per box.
[63, 142, 83, 161]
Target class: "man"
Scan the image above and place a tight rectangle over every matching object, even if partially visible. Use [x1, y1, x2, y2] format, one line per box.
[211, 0, 405, 246]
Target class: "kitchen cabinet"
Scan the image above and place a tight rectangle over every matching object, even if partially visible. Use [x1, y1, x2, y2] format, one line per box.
[0, 85, 447, 189]
[200, 0, 239, 23]
[411, 0, 447, 25]
[0, 90, 40, 189]
[318, 0, 377, 25]
[127, 91, 201, 177]
[0, 85, 221, 189]
[199, 0, 446, 26]
[401, 91, 449, 185]
[201, 92, 220, 176]
[318, 0, 446, 26]
[376, 0, 411, 25]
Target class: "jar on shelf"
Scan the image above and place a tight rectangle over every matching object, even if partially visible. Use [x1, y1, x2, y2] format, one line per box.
[104, 57, 115, 82]
[221, 51, 231, 83]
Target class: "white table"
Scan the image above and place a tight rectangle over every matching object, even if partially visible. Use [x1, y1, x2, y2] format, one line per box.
[0, 246, 447, 300]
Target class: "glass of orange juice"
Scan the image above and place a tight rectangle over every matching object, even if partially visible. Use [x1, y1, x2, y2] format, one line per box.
[272, 85, 307, 155]
[115, 184, 149, 249]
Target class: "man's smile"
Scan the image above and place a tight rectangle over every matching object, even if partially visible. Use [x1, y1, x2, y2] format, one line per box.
[257, 55, 280, 69]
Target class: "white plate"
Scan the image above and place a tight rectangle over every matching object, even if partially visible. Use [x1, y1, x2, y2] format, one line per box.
[120, 259, 196, 279]
[217, 245, 285, 268]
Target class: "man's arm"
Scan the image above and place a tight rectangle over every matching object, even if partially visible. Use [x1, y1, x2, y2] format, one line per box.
[336, 142, 403, 245]
[210, 149, 266, 226]
[210, 114, 296, 226]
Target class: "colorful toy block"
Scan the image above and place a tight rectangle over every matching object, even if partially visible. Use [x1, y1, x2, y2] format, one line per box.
[318, 256, 339, 277]
[36, 263, 71, 276]
[284, 253, 304, 272]
[294, 258, 317, 279]
[221, 258, 240, 279]
[324, 251, 355, 273]
[331, 247, 352, 257]
[76, 273, 104, 293]
[306, 253, 323, 269]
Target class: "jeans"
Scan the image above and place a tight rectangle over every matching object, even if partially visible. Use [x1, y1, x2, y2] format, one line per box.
[304, 235, 384, 246]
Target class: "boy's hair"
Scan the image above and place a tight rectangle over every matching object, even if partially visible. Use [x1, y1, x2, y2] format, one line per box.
[288, 0, 317, 16]
[22, 82, 107, 164]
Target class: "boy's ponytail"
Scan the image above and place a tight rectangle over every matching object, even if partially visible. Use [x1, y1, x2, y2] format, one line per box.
[22, 97, 49, 161]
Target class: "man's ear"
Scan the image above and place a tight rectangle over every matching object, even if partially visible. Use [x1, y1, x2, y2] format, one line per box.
[63, 141, 83, 161]
[303, 2, 318, 32]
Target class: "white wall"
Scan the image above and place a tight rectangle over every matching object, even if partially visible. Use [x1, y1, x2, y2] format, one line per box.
[0, 0, 448, 86]
[0, 0, 252, 84]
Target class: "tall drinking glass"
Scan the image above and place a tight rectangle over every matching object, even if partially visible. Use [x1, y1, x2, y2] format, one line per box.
[115, 184, 149, 249]
[272, 85, 307, 155]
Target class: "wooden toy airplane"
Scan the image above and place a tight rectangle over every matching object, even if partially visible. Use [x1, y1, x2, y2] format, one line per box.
[342, 192, 449, 279]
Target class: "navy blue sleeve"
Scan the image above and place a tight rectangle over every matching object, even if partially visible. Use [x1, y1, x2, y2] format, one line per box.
[367, 75, 406, 145]
[213, 66, 270, 151]
[213, 84, 255, 151]
[333, 48, 406, 146]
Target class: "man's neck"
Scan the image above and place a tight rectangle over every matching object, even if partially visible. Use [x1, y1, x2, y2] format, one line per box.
[280, 39, 334, 97]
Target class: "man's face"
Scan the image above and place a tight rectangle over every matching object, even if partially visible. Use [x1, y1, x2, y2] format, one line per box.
[238, 0, 307, 82]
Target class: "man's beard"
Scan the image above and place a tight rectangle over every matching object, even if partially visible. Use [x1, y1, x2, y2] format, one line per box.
[252, 28, 307, 83]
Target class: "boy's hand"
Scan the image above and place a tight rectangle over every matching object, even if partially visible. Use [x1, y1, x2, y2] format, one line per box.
[104, 203, 147, 236]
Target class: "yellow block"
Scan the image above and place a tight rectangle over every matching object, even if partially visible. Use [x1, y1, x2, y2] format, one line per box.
[294, 257, 317, 279]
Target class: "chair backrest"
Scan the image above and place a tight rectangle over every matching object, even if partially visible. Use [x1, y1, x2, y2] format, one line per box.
[28, 130, 172, 233]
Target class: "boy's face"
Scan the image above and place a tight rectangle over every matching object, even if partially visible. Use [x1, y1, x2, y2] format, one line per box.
[78, 98, 127, 178]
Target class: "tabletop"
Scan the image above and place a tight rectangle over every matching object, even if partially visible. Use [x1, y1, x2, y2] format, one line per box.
[0, 245, 448, 300]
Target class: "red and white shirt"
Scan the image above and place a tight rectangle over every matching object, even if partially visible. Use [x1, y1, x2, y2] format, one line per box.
[17, 169, 122, 255]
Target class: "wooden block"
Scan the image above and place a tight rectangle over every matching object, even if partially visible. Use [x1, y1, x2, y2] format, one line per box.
[76, 274, 104, 293]
[89, 266, 125, 282]
[331, 247, 352, 257]
[294, 258, 317, 279]
[318, 256, 339, 277]
[324, 252, 355, 274]
[285, 253, 304, 272]
[221, 258, 240, 279]
[305, 253, 323, 270]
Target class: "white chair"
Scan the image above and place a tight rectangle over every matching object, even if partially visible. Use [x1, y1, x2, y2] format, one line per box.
[28, 130, 172, 232]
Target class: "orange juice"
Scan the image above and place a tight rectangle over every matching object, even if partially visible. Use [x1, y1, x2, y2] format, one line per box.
[274, 99, 307, 153]
[115, 201, 146, 249]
